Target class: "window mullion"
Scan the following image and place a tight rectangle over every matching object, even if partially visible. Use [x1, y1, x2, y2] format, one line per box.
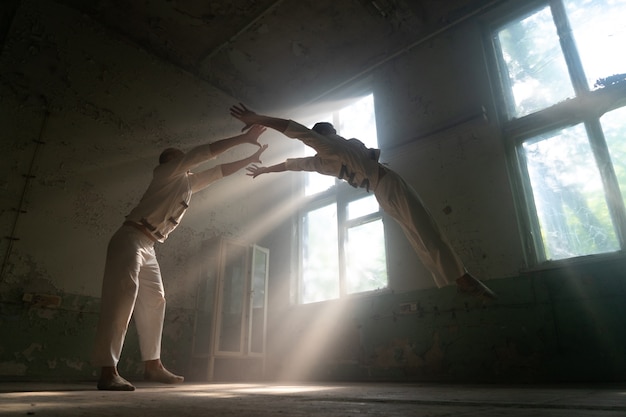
[337, 188, 348, 297]
[550, 0, 589, 95]
[345, 211, 383, 229]
[585, 120, 626, 248]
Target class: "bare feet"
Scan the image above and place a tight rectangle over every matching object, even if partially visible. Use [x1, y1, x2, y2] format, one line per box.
[456, 273, 497, 300]
[144, 359, 184, 384]
[97, 367, 135, 391]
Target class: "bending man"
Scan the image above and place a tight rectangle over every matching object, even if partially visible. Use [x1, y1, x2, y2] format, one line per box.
[93, 125, 268, 391]
[230, 104, 495, 299]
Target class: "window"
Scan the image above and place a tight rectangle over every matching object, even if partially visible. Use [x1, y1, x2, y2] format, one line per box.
[489, 0, 626, 264]
[298, 94, 388, 303]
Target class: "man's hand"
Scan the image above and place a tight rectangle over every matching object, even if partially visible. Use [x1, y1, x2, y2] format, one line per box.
[230, 103, 290, 133]
[230, 103, 258, 132]
[246, 164, 268, 178]
[244, 125, 266, 147]
[250, 145, 268, 165]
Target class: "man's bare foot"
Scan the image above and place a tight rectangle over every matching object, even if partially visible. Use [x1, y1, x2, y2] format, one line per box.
[144, 359, 184, 384]
[97, 373, 135, 391]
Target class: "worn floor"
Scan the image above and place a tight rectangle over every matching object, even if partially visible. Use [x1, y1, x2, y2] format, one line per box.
[1, 381, 625, 416]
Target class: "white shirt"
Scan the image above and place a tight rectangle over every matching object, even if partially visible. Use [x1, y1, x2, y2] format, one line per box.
[125, 144, 223, 242]
[283, 120, 381, 191]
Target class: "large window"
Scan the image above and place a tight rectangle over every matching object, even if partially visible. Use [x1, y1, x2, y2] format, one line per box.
[489, 0, 626, 264]
[298, 94, 388, 303]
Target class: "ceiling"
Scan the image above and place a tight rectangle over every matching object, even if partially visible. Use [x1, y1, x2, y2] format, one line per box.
[42, 0, 496, 110]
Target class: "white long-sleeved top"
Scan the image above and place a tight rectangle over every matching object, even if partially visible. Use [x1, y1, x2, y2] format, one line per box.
[125, 144, 223, 242]
[282, 120, 465, 286]
[283, 120, 381, 191]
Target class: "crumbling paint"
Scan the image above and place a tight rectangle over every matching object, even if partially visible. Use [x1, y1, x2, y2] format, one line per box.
[370, 337, 425, 369]
[60, 358, 84, 371]
[21, 343, 42, 362]
[0, 362, 27, 376]
[2, 0, 626, 386]
[493, 338, 541, 377]
[30, 306, 58, 320]
[422, 333, 445, 373]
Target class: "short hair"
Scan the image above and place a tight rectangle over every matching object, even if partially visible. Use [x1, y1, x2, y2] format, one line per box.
[159, 148, 180, 164]
[312, 122, 336, 135]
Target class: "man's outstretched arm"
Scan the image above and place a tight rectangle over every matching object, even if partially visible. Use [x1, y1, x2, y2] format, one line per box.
[230, 103, 290, 133]
[247, 156, 333, 179]
[230, 103, 341, 159]
[208, 124, 265, 156]
[191, 144, 269, 193]
[221, 144, 269, 177]
[246, 162, 287, 178]
[180, 124, 266, 171]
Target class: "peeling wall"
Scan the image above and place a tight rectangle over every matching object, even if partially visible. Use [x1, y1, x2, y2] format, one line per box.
[261, 8, 626, 384]
[0, 0, 264, 380]
[1, 0, 625, 384]
[267, 257, 626, 383]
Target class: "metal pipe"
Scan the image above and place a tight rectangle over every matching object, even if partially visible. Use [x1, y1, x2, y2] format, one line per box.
[382, 105, 488, 154]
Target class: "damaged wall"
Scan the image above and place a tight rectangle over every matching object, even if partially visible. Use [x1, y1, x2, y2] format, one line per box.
[269, 257, 626, 383]
[0, 0, 269, 380]
[260, 5, 626, 383]
[1, 0, 625, 384]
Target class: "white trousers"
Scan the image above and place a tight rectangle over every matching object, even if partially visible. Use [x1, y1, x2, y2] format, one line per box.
[374, 169, 466, 287]
[93, 225, 166, 367]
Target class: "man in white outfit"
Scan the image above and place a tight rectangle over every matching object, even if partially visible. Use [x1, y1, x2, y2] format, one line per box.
[93, 125, 267, 391]
[229, 103, 496, 298]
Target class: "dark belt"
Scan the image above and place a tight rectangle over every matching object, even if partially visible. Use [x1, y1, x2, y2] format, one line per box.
[123, 220, 158, 242]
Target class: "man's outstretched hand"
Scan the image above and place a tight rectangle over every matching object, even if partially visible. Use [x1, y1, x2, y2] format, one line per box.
[246, 164, 268, 178]
[244, 124, 266, 146]
[230, 103, 289, 133]
[251, 144, 268, 165]
[230, 103, 258, 132]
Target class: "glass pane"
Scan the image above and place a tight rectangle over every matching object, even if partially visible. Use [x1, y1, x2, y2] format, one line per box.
[565, 0, 626, 89]
[345, 219, 388, 294]
[497, 6, 575, 118]
[347, 194, 379, 220]
[338, 94, 378, 148]
[600, 106, 626, 210]
[305, 169, 335, 196]
[301, 203, 339, 303]
[523, 124, 620, 260]
[217, 240, 247, 352]
[249, 246, 268, 354]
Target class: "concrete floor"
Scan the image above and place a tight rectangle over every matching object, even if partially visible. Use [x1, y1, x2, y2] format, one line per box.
[1, 381, 625, 416]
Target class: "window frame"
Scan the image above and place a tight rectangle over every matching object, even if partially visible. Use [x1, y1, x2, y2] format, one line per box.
[484, 0, 626, 267]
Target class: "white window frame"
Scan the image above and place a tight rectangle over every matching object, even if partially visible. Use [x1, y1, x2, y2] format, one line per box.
[485, 0, 626, 266]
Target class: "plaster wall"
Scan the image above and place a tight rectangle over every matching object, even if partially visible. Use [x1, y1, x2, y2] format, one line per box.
[1, 0, 625, 384]
[372, 20, 522, 288]
[260, 9, 626, 383]
[0, 0, 268, 379]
